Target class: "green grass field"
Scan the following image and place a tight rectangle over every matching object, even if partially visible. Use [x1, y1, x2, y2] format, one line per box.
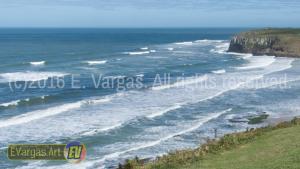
[121, 118, 300, 169]
[183, 125, 300, 169]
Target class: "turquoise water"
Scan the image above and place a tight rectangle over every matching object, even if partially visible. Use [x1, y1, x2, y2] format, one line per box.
[0, 28, 300, 169]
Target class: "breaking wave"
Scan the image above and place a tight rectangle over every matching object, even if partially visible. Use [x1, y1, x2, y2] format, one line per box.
[86, 60, 107, 65]
[0, 95, 49, 107]
[212, 69, 226, 74]
[30, 61, 46, 66]
[236, 56, 276, 70]
[0, 97, 111, 128]
[0, 71, 67, 83]
[152, 75, 208, 90]
[125, 51, 150, 55]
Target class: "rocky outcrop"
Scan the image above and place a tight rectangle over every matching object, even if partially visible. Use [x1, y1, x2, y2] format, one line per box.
[228, 29, 300, 58]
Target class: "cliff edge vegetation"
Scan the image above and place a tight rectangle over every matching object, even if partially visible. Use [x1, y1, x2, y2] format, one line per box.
[120, 118, 300, 169]
[228, 28, 300, 58]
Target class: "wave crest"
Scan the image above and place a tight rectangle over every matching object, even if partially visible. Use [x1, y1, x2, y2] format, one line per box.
[30, 61, 46, 66]
[152, 75, 208, 90]
[0, 71, 67, 83]
[86, 60, 107, 65]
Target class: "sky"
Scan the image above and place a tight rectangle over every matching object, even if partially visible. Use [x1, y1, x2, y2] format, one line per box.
[0, 0, 300, 28]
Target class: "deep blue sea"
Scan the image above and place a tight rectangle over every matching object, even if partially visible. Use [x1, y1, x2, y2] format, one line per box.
[0, 28, 300, 169]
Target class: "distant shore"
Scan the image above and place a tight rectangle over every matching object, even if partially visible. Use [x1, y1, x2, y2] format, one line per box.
[228, 28, 300, 58]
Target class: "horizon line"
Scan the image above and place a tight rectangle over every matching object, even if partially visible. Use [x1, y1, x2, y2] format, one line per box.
[0, 26, 299, 29]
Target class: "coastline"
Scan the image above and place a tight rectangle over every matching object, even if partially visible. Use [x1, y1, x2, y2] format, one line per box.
[121, 116, 300, 169]
[266, 115, 300, 126]
[228, 28, 300, 58]
[118, 30, 300, 168]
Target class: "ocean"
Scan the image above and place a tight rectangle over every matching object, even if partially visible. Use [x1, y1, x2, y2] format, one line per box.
[0, 28, 300, 169]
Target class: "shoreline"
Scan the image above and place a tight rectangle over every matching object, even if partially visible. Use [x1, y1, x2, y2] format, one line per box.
[120, 115, 300, 169]
[266, 115, 300, 126]
[228, 28, 300, 58]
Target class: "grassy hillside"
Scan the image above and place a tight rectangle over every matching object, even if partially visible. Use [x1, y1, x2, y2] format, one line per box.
[183, 125, 300, 169]
[121, 118, 300, 169]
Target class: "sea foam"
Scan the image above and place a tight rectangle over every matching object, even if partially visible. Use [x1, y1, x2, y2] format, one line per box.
[147, 104, 182, 118]
[140, 47, 149, 50]
[86, 60, 107, 65]
[0, 100, 19, 107]
[0, 95, 49, 108]
[30, 61, 46, 66]
[96, 108, 231, 164]
[152, 75, 208, 90]
[127, 51, 150, 55]
[212, 69, 226, 74]
[0, 97, 111, 128]
[0, 71, 67, 83]
[175, 41, 193, 45]
[236, 56, 276, 70]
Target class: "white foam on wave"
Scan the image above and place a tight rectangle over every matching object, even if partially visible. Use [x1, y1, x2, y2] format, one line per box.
[16, 161, 47, 169]
[79, 67, 98, 71]
[105, 75, 126, 79]
[236, 56, 276, 70]
[0, 71, 67, 83]
[152, 75, 208, 91]
[74, 74, 264, 139]
[83, 98, 111, 105]
[226, 52, 253, 58]
[86, 60, 107, 65]
[209, 41, 255, 61]
[140, 47, 148, 50]
[81, 123, 123, 136]
[0, 95, 49, 108]
[194, 39, 224, 44]
[240, 58, 296, 89]
[0, 97, 111, 128]
[210, 42, 230, 54]
[150, 50, 156, 53]
[212, 69, 226, 74]
[194, 39, 209, 43]
[0, 146, 8, 150]
[193, 74, 266, 106]
[40, 95, 49, 99]
[147, 75, 263, 121]
[136, 74, 144, 77]
[0, 100, 19, 107]
[175, 41, 193, 45]
[30, 61, 46, 66]
[0, 102, 82, 128]
[147, 104, 182, 118]
[167, 47, 174, 51]
[126, 51, 150, 55]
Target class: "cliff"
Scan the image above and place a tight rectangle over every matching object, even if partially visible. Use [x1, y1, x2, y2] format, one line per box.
[228, 28, 300, 58]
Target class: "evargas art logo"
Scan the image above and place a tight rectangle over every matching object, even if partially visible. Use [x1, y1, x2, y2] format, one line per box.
[64, 141, 86, 163]
[8, 141, 86, 163]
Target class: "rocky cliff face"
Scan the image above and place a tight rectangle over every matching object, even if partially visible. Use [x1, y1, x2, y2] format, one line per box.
[228, 29, 300, 58]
